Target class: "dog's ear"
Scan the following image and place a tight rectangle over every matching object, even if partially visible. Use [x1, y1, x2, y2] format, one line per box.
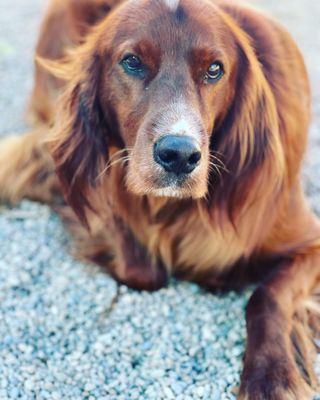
[42, 49, 109, 227]
[209, 15, 285, 224]
[69, 0, 112, 27]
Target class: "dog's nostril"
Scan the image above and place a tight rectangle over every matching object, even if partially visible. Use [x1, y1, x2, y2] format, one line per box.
[154, 135, 201, 175]
[188, 151, 201, 165]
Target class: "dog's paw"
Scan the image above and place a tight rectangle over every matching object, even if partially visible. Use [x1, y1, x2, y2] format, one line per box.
[238, 356, 313, 400]
[113, 259, 169, 291]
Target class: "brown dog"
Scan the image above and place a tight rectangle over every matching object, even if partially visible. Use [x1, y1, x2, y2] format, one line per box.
[0, 0, 319, 398]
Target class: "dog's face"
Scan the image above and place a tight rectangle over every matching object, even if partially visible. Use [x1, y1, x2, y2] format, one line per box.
[97, 0, 238, 198]
[51, 0, 281, 223]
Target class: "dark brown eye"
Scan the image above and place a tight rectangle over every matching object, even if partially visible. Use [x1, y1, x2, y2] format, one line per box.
[205, 62, 224, 83]
[120, 54, 146, 79]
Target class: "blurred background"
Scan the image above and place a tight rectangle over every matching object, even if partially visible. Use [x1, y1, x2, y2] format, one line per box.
[0, 1, 319, 399]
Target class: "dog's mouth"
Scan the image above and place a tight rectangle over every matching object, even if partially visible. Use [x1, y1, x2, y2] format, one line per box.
[148, 170, 200, 196]
[154, 171, 190, 188]
[125, 157, 209, 199]
[146, 185, 201, 199]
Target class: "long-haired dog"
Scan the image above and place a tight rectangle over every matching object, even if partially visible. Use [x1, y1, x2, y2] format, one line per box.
[1, 0, 319, 398]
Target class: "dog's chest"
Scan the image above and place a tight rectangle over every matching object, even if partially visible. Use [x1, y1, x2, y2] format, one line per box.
[143, 204, 248, 276]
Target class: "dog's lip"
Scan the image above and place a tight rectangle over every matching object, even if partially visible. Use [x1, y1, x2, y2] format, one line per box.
[147, 174, 197, 198]
[147, 186, 192, 198]
[154, 172, 189, 187]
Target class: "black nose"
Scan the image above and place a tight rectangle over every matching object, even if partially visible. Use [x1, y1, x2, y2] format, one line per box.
[154, 135, 201, 175]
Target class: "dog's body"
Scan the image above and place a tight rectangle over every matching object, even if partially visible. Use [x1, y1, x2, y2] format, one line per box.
[1, 0, 320, 398]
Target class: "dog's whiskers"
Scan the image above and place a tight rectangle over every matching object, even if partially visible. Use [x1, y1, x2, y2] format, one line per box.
[208, 161, 223, 178]
[96, 149, 131, 181]
[209, 153, 229, 174]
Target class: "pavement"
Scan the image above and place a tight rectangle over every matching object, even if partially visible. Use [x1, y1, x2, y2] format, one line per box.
[0, 0, 319, 399]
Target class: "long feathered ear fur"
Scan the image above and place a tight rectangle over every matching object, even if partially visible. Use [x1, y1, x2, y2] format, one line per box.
[42, 48, 109, 227]
[208, 10, 285, 226]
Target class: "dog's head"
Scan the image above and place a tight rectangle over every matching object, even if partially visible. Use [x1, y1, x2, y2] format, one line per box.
[49, 0, 283, 224]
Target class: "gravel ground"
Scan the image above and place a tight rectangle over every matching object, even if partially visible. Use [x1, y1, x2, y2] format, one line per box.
[0, 0, 319, 399]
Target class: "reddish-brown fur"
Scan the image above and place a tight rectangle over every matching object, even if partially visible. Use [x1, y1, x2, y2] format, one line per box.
[1, 0, 320, 398]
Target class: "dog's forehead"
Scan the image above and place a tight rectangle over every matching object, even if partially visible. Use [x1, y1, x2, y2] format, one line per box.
[110, 0, 224, 50]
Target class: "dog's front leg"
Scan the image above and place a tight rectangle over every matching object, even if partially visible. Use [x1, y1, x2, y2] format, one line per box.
[109, 216, 168, 291]
[238, 242, 320, 400]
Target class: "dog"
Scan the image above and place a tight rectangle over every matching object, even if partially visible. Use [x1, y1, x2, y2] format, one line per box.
[0, 0, 319, 398]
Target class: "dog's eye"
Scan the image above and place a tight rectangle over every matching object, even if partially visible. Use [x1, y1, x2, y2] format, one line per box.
[120, 54, 146, 79]
[205, 62, 224, 83]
